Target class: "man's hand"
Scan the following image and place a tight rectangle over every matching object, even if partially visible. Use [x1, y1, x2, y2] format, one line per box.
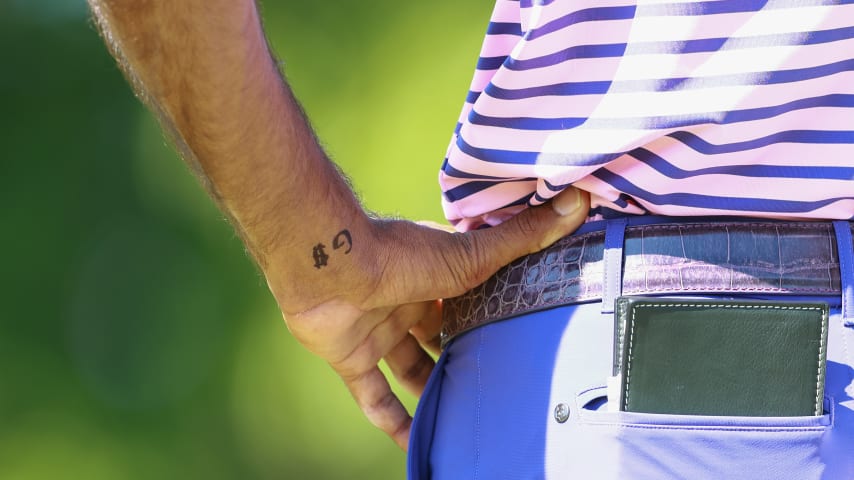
[88, 0, 589, 451]
[272, 188, 589, 450]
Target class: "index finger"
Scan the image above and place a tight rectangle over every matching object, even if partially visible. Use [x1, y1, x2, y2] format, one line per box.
[339, 366, 412, 451]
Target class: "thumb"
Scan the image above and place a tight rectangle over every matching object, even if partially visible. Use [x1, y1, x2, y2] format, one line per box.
[373, 187, 589, 306]
[463, 187, 590, 278]
[432, 187, 589, 298]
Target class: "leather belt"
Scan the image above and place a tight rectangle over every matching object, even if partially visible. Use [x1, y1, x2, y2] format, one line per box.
[441, 220, 852, 346]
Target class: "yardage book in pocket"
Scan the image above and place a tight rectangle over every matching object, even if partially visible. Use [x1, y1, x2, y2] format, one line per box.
[613, 297, 829, 417]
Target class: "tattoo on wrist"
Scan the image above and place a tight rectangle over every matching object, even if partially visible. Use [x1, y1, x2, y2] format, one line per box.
[333, 229, 352, 254]
[312, 229, 352, 269]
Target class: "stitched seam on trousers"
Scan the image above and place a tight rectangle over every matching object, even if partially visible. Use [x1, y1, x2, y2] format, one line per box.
[474, 328, 484, 480]
[580, 423, 828, 432]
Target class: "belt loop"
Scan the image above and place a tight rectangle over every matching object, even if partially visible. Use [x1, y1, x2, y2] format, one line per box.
[832, 221, 854, 327]
[601, 217, 629, 314]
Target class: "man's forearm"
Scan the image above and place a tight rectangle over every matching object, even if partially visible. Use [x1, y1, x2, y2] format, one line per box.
[89, 0, 375, 313]
[90, 1, 592, 450]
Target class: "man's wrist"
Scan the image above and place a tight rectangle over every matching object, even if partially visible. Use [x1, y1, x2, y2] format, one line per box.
[265, 209, 386, 316]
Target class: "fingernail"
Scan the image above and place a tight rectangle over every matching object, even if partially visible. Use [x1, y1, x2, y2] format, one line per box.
[552, 188, 582, 216]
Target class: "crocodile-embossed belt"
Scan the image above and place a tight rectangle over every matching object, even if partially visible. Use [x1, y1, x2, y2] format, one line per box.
[441, 220, 852, 346]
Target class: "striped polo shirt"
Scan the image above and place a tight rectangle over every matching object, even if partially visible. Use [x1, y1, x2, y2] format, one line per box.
[440, 0, 854, 231]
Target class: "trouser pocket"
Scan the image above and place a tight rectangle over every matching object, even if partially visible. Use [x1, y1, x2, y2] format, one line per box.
[572, 387, 833, 480]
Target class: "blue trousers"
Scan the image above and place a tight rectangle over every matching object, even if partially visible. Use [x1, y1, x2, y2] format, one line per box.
[408, 221, 854, 479]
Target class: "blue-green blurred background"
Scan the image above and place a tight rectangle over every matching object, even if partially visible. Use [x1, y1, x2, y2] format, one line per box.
[1, 1, 492, 478]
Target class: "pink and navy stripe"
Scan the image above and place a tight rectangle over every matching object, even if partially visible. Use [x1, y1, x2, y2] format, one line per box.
[440, 0, 854, 230]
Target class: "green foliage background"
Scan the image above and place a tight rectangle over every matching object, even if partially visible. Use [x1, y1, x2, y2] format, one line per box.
[1, 1, 492, 478]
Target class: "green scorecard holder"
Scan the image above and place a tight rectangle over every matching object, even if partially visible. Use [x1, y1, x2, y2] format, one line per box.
[613, 297, 829, 417]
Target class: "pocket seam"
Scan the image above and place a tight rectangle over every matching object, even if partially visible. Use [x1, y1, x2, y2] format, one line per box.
[577, 422, 830, 433]
[575, 389, 835, 432]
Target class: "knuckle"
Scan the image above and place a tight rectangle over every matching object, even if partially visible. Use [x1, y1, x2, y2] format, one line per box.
[515, 212, 539, 236]
[373, 390, 398, 412]
[452, 233, 490, 290]
[390, 417, 411, 444]
[331, 342, 380, 379]
[401, 353, 433, 383]
[363, 390, 399, 425]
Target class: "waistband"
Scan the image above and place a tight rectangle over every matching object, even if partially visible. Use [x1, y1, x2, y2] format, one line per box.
[441, 218, 853, 346]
